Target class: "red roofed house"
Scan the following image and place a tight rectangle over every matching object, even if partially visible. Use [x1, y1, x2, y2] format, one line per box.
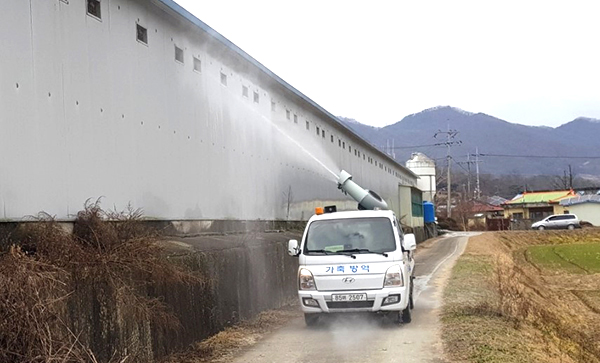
[454, 200, 505, 230]
[469, 201, 504, 229]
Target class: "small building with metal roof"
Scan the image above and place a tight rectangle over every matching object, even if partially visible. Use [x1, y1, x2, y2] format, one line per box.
[503, 190, 576, 222]
[560, 195, 600, 226]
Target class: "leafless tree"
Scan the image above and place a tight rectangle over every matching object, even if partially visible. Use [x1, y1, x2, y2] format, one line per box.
[551, 165, 574, 190]
[453, 199, 475, 231]
[283, 185, 293, 220]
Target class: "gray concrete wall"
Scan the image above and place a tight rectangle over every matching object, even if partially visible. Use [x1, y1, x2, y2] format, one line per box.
[0, 0, 418, 224]
[63, 231, 300, 362]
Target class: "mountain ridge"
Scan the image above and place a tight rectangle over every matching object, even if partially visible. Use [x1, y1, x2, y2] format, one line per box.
[339, 106, 600, 176]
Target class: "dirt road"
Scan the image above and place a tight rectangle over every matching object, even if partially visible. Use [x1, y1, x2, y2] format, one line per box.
[229, 232, 474, 363]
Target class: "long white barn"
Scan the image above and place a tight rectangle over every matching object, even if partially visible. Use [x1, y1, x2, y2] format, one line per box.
[0, 0, 422, 231]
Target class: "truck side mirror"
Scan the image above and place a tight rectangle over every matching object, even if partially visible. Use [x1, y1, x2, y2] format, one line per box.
[403, 234, 417, 251]
[288, 239, 300, 256]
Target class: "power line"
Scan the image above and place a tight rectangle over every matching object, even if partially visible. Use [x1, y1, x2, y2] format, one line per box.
[455, 149, 483, 199]
[380, 142, 446, 149]
[456, 155, 474, 197]
[453, 157, 471, 174]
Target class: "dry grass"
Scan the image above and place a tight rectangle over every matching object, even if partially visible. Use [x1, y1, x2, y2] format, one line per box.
[441, 252, 546, 363]
[160, 304, 299, 363]
[0, 246, 91, 362]
[0, 199, 202, 363]
[443, 231, 600, 363]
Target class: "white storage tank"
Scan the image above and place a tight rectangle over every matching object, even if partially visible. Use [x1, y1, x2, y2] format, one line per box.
[406, 153, 436, 202]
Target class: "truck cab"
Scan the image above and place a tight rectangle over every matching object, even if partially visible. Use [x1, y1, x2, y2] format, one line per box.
[288, 209, 416, 326]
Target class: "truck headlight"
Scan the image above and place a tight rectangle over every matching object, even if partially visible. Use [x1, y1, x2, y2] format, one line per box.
[299, 268, 316, 290]
[383, 265, 404, 287]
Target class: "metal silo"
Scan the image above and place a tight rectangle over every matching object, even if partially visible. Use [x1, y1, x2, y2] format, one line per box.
[406, 153, 436, 202]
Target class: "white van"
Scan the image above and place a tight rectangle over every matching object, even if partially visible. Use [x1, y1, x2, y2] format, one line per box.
[531, 214, 580, 230]
[288, 209, 416, 326]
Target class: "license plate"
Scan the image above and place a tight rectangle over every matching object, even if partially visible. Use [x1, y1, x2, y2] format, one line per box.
[332, 293, 367, 302]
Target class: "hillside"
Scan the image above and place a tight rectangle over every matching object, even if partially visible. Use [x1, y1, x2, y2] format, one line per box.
[339, 107, 600, 176]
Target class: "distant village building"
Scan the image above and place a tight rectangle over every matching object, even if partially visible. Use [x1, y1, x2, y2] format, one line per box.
[464, 201, 504, 229]
[484, 195, 508, 206]
[560, 195, 600, 226]
[503, 190, 576, 222]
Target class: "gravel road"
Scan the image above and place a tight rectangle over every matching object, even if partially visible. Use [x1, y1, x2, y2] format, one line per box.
[229, 232, 475, 363]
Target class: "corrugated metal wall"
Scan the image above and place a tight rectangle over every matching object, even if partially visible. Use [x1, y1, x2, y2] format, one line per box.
[0, 0, 417, 222]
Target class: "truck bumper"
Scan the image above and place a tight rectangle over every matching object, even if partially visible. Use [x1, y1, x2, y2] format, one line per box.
[298, 286, 409, 314]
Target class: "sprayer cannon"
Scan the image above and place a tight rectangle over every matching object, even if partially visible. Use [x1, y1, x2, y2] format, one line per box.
[337, 170, 388, 210]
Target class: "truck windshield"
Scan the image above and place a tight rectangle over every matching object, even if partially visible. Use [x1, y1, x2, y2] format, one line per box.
[304, 217, 396, 254]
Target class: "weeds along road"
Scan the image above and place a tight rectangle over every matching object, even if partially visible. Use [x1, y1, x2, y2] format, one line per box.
[229, 232, 477, 363]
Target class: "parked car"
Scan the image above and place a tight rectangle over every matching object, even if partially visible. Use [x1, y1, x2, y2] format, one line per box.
[531, 214, 580, 230]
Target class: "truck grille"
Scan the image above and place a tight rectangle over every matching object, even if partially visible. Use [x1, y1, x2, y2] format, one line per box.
[327, 301, 374, 309]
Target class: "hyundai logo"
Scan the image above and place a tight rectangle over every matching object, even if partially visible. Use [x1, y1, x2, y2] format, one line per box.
[342, 277, 355, 284]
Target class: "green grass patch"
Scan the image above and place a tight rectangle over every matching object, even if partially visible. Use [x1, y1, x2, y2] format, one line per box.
[527, 243, 600, 274]
[554, 244, 600, 273]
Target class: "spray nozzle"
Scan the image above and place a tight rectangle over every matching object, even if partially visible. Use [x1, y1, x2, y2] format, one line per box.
[336, 170, 388, 210]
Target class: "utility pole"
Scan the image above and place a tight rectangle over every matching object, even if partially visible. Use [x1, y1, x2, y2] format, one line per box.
[447, 153, 451, 217]
[459, 148, 484, 200]
[568, 164, 573, 189]
[457, 153, 474, 198]
[475, 147, 482, 199]
[465, 148, 483, 199]
[434, 124, 461, 217]
[467, 153, 471, 197]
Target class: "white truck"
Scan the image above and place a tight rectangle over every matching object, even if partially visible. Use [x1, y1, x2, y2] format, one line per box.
[287, 171, 417, 326]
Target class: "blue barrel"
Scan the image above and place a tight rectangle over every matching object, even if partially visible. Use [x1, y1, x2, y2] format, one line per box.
[423, 201, 435, 223]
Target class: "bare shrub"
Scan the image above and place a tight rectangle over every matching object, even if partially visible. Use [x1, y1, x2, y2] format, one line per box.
[0, 246, 90, 362]
[0, 200, 202, 363]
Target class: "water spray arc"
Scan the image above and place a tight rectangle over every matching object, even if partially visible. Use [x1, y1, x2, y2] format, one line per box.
[337, 170, 388, 210]
[265, 117, 339, 181]
[214, 71, 340, 184]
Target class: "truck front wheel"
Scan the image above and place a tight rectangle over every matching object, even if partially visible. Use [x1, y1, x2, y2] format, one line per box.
[401, 305, 412, 323]
[304, 313, 320, 327]
[409, 276, 415, 309]
[385, 311, 402, 324]
[402, 282, 413, 323]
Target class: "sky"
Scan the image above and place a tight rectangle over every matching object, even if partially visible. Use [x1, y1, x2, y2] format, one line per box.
[174, 0, 600, 128]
